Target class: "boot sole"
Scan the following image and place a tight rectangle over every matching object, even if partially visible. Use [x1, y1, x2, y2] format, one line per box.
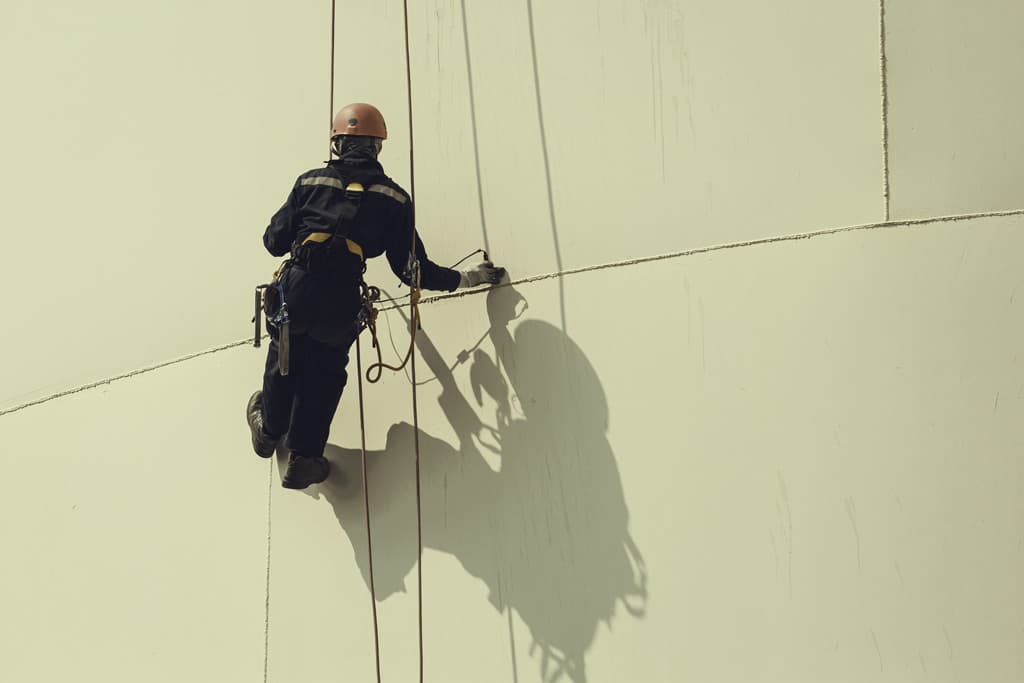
[246, 391, 277, 458]
[281, 460, 331, 490]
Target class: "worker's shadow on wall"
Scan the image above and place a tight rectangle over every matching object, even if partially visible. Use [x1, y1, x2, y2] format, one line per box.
[313, 285, 647, 683]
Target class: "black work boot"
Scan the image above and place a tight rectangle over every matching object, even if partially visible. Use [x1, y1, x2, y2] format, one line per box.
[282, 453, 331, 490]
[246, 391, 280, 458]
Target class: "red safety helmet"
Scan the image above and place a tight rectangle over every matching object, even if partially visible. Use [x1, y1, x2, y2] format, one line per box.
[331, 102, 388, 140]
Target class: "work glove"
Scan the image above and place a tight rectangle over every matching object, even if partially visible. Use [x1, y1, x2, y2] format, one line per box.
[459, 261, 506, 289]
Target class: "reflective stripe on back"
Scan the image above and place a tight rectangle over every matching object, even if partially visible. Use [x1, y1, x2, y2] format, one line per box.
[300, 175, 406, 204]
[300, 176, 345, 190]
[368, 184, 407, 204]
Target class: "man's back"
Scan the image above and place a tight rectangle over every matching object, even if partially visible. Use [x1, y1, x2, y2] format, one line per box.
[264, 157, 460, 293]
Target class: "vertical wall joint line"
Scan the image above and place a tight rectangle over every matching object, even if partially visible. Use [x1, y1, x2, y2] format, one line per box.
[263, 462, 273, 683]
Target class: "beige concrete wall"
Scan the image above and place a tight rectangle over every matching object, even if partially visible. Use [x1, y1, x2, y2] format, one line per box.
[0, 0, 389, 409]
[886, 0, 1024, 219]
[1, 1, 1022, 682]
[0, 350, 270, 681]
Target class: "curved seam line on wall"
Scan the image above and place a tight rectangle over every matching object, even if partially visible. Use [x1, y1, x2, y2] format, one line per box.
[0, 339, 252, 417]
[2, 207, 1021, 418]
[404, 207, 1024, 309]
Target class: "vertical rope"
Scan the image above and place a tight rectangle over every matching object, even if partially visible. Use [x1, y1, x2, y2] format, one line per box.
[880, 0, 891, 221]
[411, 318, 424, 683]
[402, 0, 417, 214]
[356, 339, 384, 683]
[400, 2, 425, 681]
[333, 1, 381, 679]
[329, 0, 337, 159]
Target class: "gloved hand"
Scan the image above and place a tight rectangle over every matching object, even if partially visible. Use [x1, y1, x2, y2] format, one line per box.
[459, 261, 506, 289]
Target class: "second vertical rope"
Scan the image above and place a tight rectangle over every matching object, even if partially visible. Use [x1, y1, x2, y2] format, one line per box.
[332, 2, 382, 681]
[400, 1, 425, 681]
[356, 340, 383, 683]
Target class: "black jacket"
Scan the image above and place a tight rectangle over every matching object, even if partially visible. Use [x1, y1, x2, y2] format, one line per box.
[263, 157, 460, 292]
[263, 157, 460, 346]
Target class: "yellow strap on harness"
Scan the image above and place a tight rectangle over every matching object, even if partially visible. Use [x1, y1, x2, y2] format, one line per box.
[300, 182, 365, 259]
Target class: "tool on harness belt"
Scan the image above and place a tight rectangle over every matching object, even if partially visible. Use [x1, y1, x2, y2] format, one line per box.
[278, 317, 291, 375]
[253, 277, 292, 373]
[252, 261, 290, 345]
[358, 281, 381, 330]
[253, 287, 263, 346]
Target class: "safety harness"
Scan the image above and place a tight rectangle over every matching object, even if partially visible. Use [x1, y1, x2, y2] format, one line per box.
[252, 181, 377, 376]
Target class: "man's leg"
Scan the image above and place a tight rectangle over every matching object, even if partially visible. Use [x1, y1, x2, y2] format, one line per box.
[286, 335, 350, 458]
[280, 334, 350, 488]
[247, 332, 293, 458]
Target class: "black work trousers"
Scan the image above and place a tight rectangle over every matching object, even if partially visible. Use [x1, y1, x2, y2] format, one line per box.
[260, 330, 353, 458]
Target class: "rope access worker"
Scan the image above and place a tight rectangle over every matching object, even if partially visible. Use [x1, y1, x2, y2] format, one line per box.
[246, 102, 505, 489]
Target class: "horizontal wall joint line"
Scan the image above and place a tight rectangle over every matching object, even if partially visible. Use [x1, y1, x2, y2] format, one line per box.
[388, 207, 1024, 310]
[3, 207, 1021, 417]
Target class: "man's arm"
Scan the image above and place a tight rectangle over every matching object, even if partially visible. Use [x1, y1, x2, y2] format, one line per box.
[385, 197, 505, 291]
[263, 183, 299, 257]
[385, 201, 462, 291]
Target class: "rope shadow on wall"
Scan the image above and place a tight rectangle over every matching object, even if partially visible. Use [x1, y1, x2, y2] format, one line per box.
[459, 0, 564, 330]
[311, 286, 647, 683]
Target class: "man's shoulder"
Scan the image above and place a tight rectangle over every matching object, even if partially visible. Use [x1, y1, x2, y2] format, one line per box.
[296, 165, 343, 181]
[366, 175, 410, 205]
[290, 165, 348, 190]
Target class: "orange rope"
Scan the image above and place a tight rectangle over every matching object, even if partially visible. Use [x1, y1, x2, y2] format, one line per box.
[364, 289, 420, 384]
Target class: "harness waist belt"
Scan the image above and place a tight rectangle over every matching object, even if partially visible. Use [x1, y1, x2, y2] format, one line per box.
[301, 233, 364, 260]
